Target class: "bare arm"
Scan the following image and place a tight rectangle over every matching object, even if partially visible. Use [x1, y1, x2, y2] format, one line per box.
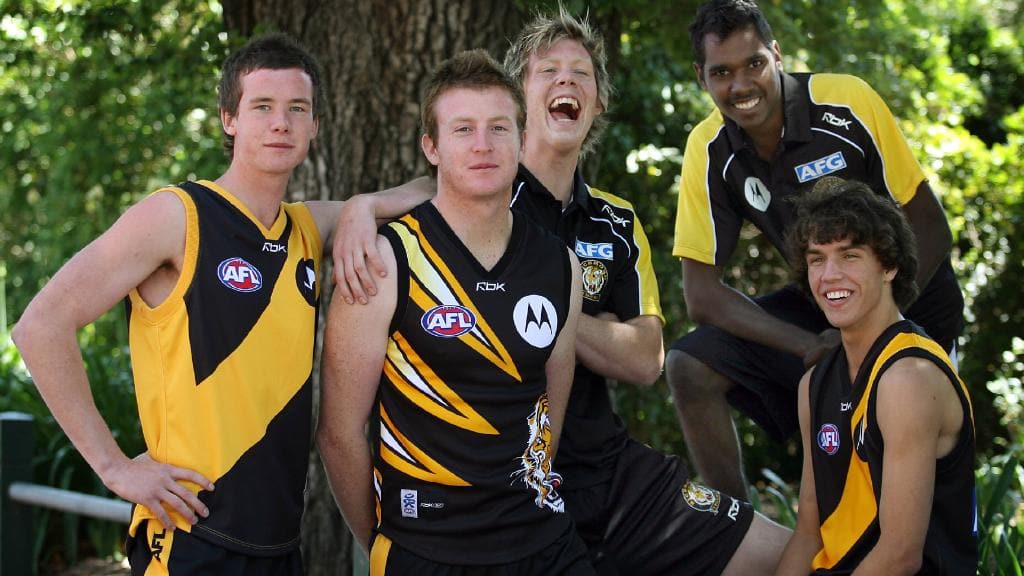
[544, 251, 583, 456]
[776, 370, 824, 575]
[682, 258, 839, 367]
[576, 313, 664, 385]
[902, 181, 952, 298]
[11, 192, 213, 529]
[852, 358, 955, 575]
[317, 235, 397, 555]
[316, 176, 435, 304]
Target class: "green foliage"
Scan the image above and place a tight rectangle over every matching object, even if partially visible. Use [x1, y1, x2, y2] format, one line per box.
[1, 0, 227, 323]
[1, 0, 225, 571]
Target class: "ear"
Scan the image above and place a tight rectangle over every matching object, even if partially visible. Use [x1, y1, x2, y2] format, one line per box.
[694, 62, 707, 91]
[771, 40, 783, 65]
[221, 108, 236, 136]
[311, 116, 319, 139]
[421, 133, 440, 167]
[884, 267, 898, 283]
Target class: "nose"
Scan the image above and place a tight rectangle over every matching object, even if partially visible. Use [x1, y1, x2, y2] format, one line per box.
[472, 128, 493, 152]
[821, 257, 843, 281]
[555, 69, 577, 86]
[270, 109, 290, 132]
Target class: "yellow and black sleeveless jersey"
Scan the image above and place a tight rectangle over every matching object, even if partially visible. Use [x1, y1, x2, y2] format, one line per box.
[672, 72, 963, 347]
[512, 165, 663, 487]
[126, 180, 321, 555]
[373, 201, 574, 565]
[807, 320, 976, 574]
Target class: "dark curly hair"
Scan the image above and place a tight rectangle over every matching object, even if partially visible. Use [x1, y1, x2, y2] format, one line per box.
[689, 0, 775, 67]
[786, 177, 919, 309]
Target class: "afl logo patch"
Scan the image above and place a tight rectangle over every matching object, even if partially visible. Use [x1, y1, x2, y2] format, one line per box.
[581, 260, 608, 302]
[514, 295, 558, 348]
[217, 257, 262, 293]
[817, 423, 841, 455]
[421, 305, 476, 338]
[681, 480, 721, 514]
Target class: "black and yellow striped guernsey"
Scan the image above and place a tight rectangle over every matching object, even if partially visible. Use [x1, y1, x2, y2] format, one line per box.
[512, 165, 663, 488]
[807, 320, 976, 574]
[126, 180, 321, 555]
[672, 72, 963, 346]
[373, 201, 574, 565]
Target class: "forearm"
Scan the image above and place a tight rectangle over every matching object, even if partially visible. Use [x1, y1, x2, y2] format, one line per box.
[690, 282, 818, 357]
[774, 531, 820, 576]
[12, 317, 128, 482]
[319, 430, 377, 554]
[575, 313, 663, 385]
[367, 176, 435, 221]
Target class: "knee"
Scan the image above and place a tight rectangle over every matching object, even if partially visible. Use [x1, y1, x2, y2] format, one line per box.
[665, 349, 727, 399]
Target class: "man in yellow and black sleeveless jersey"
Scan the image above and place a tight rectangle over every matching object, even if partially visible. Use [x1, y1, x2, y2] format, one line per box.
[13, 34, 428, 575]
[776, 178, 976, 575]
[318, 51, 591, 574]
[665, 0, 965, 501]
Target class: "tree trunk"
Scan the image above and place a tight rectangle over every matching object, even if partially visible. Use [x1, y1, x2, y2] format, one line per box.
[220, 2, 523, 573]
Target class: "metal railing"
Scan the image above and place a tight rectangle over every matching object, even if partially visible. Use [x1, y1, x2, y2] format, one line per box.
[0, 412, 130, 575]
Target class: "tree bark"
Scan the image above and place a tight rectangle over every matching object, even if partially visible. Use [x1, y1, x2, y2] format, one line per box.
[220, 1, 523, 573]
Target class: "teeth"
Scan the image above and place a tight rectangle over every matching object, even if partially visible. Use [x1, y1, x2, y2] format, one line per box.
[826, 290, 851, 300]
[549, 97, 579, 110]
[734, 97, 760, 110]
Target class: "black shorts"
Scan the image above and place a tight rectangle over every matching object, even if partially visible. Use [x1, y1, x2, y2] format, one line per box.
[670, 284, 960, 441]
[564, 439, 754, 576]
[126, 520, 303, 576]
[369, 524, 595, 575]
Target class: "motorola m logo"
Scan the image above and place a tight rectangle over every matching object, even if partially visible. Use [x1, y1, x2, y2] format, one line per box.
[513, 295, 558, 348]
[476, 281, 506, 292]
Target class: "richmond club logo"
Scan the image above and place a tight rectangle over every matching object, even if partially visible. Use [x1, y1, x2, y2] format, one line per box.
[217, 257, 263, 293]
[817, 423, 841, 455]
[421, 305, 476, 338]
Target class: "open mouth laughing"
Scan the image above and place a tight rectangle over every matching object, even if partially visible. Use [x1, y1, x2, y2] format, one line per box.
[549, 96, 580, 121]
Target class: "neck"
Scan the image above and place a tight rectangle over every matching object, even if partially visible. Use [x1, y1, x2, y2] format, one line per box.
[523, 139, 580, 207]
[842, 306, 903, 380]
[749, 117, 784, 161]
[432, 190, 513, 270]
[215, 166, 291, 228]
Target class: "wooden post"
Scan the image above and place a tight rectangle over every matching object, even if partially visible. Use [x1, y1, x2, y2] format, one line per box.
[0, 412, 34, 576]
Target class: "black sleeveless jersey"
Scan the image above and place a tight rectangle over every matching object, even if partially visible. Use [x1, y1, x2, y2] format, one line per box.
[126, 180, 321, 555]
[807, 320, 976, 574]
[373, 202, 574, 564]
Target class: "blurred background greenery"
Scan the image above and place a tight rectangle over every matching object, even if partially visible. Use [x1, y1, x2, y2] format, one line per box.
[1, 0, 1021, 573]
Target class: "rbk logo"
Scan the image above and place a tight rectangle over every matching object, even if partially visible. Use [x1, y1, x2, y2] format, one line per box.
[476, 281, 506, 292]
[600, 204, 630, 227]
[822, 112, 852, 130]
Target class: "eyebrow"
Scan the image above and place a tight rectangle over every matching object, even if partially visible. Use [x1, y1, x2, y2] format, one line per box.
[248, 96, 313, 105]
